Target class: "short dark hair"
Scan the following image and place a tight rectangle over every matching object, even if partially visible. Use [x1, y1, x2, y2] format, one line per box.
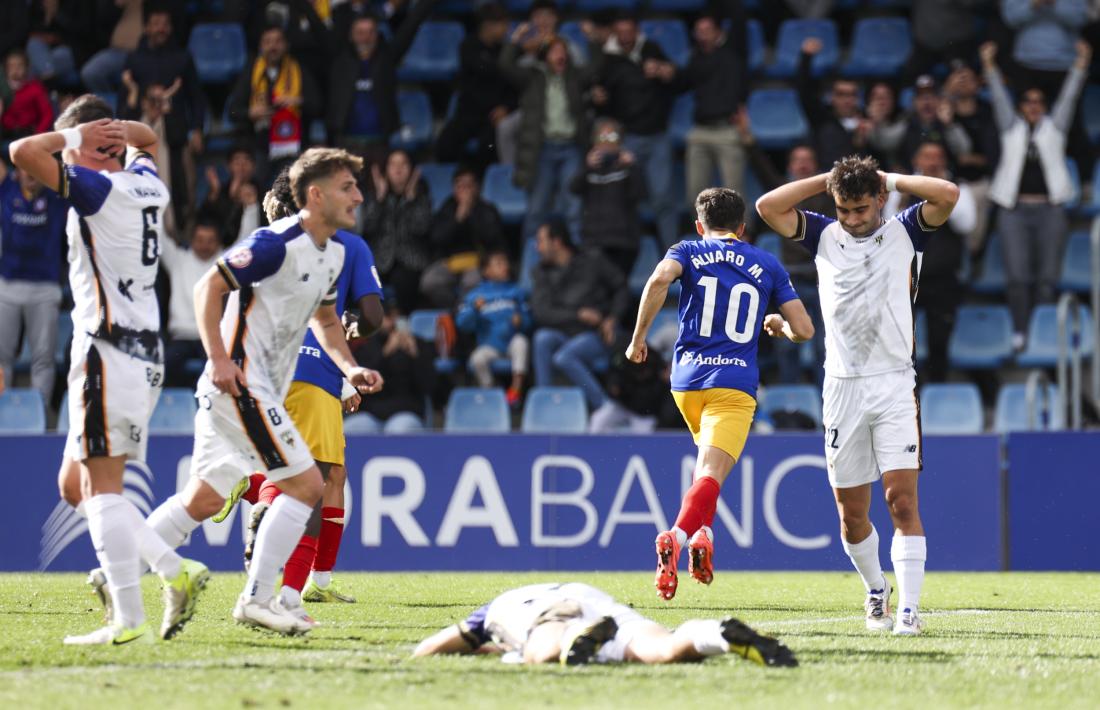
[263, 166, 295, 222]
[479, 248, 510, 271]
[530, 0, 558, 14]
[453, 164, 480, 184]
[192, 216, 223, 241]
[143, 1, 173, 24]
[695, 187, 746, 231]
[288, 147, 364, 209]
[541, 219, 572, 249]
[477, 2, 507, 25]
[826, 155, 881, 202]
[55, 94, 114, 130]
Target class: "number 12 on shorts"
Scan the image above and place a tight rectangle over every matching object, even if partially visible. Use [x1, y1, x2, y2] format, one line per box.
[826, 427, 839, 449]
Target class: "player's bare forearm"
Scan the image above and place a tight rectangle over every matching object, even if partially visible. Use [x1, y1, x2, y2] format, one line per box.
[893, 173, 959, 228]
[779, 299, 814, 342]
[311, 304, 359, 376]
[412, 625, 480, 657]
[632, 260, 680, 343]
[194, 268, 232, 363]
[756, 173, 829, 238]
[9, 131, 67, 191]
[121, 120, 158, 156]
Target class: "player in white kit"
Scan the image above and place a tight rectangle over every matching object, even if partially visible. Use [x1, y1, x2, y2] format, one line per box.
[756, 156, 959, 636]
[413, 582, 797, 667]
[141, 147, 383, 635]
[10, 95, 209, 644]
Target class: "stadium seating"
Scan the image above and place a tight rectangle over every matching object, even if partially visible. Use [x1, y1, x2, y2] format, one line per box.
[1082, 83, 1100, 144]
[754, 232, 782, 261]
[668, 93, 693, 148]
[650, 0, 706, 10]
[746, 19, 765, 74]
[920, 383, 983, 435]
[482, 164, 528, 224]
[1064, 157, 1082, 212]
[971, 233, 1005, 295]
[0, 388, 46, 434]
[640, 19, 690, 67]
[1015, 304, 1093, 368]
[390, 90, 433, 152]
[397, 21, 464, 82]
[188, 23, 246, 83]
[758, 384, 821, 428]
[768, 18, 839, 78]
[444, 388, 510, 433]
[149, 388, 198, 435]
[521, 386, 588, 433]
[409, 309, 444, 343]
[384, 412, 427, 433]
[948, 305, 1014, 369]
[574, 0, 638, 10]
[1059, 230, 1092, 292]
[419, 163, 457, 212]
[747, 89, 809, 149]
[343, 412, 382, 435]
[57, 392, 69, 433]
[994, 383, 1064, 433]
[629, 236, 661, 295]
[841, 17, 913, 77]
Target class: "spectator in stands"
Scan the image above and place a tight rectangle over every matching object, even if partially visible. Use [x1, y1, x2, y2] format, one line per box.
[797, 38, 870, 170]
[981, 40, 1089, 350]
[942, 60, 999, 251]
[865, 81, 908, 169]
[420, 166, 506, 309]
[123, 3, 205, 226]
[363, 148, 432, 311]
[0, 50, 53, 139]
[328, 1, 435, 166]
[120, 75, 184, 232]
[588, 335, 668, 433]
[253, 0, 333, 88]
[25, 0, 87, 85]
[201, 145, 262, 244]
[0, 3, 29, 65]
[896, 75, 973, 171]
[351, 303, 435, 430]
[906, 0, 986, 81]
[589, 12, 678, 250]
[569, 117, 647, 278]
[80, 0, 144, 94]
[530, 221, 629, 411]
[500, 30, 589, 243]
[229, 24, 321, 181]
[161, 217, 230, 387]
[0, 160, 67, 406]
[520, 0, 587, 67]
[886, 142, 976, 382]
[436, 3, 516, 167]
[677, 6, 749, 208]
[456, 250, 531, 406]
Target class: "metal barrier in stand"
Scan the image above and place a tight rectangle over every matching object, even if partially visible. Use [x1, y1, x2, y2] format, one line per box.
[1056, 292, 1084, 429]
[1024, 369, 1055, 430]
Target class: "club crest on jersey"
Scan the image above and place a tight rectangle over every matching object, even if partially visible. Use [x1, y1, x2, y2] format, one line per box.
[227, 247, 253, 268]
[875, 234, 884, 246]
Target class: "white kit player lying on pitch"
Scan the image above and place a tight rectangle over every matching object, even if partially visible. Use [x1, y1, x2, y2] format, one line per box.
[141, 147, 384, 635]
[413, 582, 797, 667]
[757, 156, 959, 636]
[10, 95, 210, 645]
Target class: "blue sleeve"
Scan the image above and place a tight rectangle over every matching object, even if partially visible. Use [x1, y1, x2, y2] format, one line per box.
[516, 286, 532, 332]
[460, 603, 491, 647]
[663, 241, 691, 273]
[126, 151, 159, 179]
[61, 164, 111, 216]
[895, 201, 936, 253]
[793, 209, 832, 254]
[770, 257, 800, 306]
[347, 237, 384, 304]
[455, 291, 479, 333]
[216, 232, 287, 289]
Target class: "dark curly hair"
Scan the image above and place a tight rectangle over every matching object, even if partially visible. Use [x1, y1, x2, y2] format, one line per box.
[826, 155, 882, 203]
[695, 187, 746, 232]
[263, 166, 295, 223]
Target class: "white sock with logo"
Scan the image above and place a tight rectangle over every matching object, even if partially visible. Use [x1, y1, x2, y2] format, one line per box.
[244, 495, 312, 603]
[891, 534, 927, 613]
[147, 494, 201, 549]
[673, 619, 729, 656]
[85, 494, 145, 629]
[842, 525, 886, 594]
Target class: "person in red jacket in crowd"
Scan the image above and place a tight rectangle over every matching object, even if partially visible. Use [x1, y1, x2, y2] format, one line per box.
[1, 49, 53, 139]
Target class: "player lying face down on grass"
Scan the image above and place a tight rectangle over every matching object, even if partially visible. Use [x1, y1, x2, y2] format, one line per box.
[412, 582, 796, 667]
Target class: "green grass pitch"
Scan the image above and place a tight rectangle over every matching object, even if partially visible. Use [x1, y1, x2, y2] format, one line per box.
[1, 571, 1098, 709]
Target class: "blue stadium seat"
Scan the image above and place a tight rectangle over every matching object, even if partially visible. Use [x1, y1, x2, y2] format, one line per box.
[915, 309, 929, 364]
[149, 388, 198, 435]
[747, 89, 809, 149]
[759, 384, 822, 428]
[754, 232, 782, 261]
[994, 383, 1063, 433]
[1059, 230, 1092, 292]
[1082, 83, 1100, 144]
[419, 163, 457, 212]
[343, 412, 382, 435]
[1064, 157, 1082, 212]
[842, 17, 913, 78]
[971, 233, 1005, 294]
[1015, 304, 1093, 368]
[483, 164, 528, 224]
[389, 90, 433, 151]
[746, 19, 765, 73]
[948, 305, 1014, 369]
[768, 19, 839, 78]
[445, 388, 510, 433]
[557, 22, 590, 65]
[650, 0, 706, 10]
[646, 307, 679, 344]
[629, 236, 661, 295]
[669, 93, 693, 148]
[1080, 159, 1100, 217]
[188, 23, 247, 83]
[742, 165, 764, 209]
[920, 383, 983, 435]
[409, 309, 445, 342]
[640, 20, 690, 67]
[521, 386, 588, 433]
[0, 388, 46, 434]
[384, 412, 426, 434]
[397, 21, 464, 82]
[518, 237, 539, 291]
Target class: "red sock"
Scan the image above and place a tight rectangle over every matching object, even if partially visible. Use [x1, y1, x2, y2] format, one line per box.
[673, 476, 721, 538]
[282, 534, 318, 592]
[313, 507, 345, 572]
[257, 479, 282, 506]
[242, 473, 267, 506]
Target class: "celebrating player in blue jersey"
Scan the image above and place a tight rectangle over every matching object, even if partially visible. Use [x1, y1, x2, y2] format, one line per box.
[627, 188, 814, 601]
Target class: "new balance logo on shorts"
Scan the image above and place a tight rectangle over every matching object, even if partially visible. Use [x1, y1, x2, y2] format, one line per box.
[905, 445, 917, 452]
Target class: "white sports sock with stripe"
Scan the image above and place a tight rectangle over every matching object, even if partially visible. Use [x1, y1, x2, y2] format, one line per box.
[147, 494, 201, 549]
[244, 495, 312, 603]
[85, 494, 145, 629]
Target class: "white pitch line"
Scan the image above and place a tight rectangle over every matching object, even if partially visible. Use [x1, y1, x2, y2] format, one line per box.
[761, 608, 994, 628]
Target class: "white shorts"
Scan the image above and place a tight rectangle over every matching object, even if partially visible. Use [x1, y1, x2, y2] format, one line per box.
[64, 337, 163, 462]
[822, 369, 922, 489]
[190, 389, 315, 498]
[554, 583, 649, 664]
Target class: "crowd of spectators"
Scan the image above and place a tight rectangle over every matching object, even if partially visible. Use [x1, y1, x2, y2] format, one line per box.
[0, 0, 1098, 430]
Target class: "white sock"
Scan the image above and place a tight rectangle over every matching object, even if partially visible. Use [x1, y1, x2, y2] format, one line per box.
[244, 495, 312, 603]
[842, 525, 885, 594]
[891, 534, 927, 613]
[147, 494, 201, 549]
[85, 494, 144, 628]
[280, 585, 302, 608]
[120, 503, 182, 579]
[696, 525, 714, 542]
[311, 570, 331, 588]
[673, 619, 728, 656]
[671, 526, 688, 548]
